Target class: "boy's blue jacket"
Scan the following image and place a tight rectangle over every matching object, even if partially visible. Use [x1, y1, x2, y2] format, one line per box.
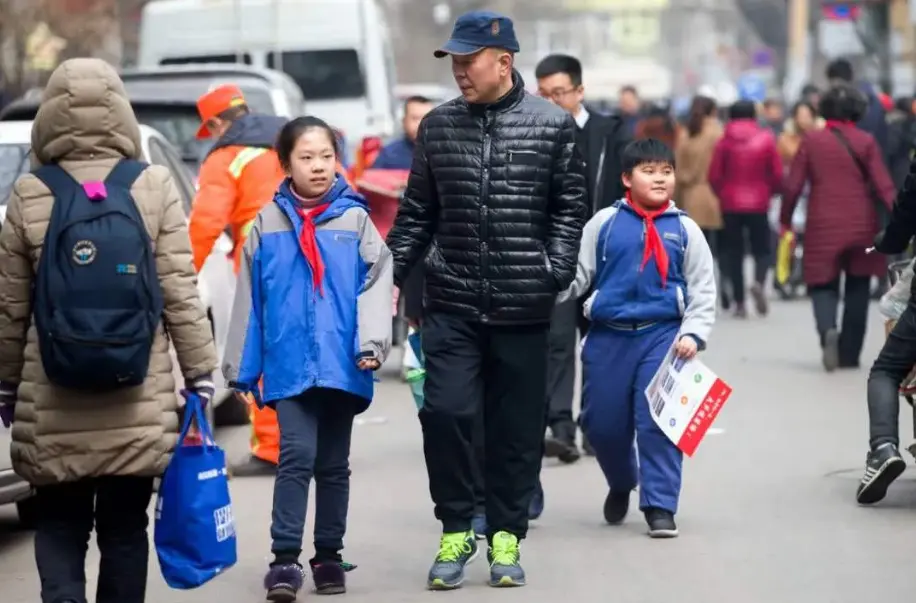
[221, 176, 394, 407]
[558, 200, 717, 347]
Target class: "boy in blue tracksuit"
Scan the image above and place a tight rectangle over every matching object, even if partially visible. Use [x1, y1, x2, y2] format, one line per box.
[559, 138, 716, 538]
[223, 116, 393, 600]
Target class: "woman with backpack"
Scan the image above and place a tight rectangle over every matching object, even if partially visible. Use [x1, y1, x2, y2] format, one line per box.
[0, 58, 218, 603]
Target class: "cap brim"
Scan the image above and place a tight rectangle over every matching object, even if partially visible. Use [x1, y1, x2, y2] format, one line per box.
[433, 39, 484, 58]
[195, 122, 212, 140]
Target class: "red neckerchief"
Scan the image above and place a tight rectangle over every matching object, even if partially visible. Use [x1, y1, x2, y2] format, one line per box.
[626, 191, 670, 287]
[295, 202, 331, 295]
[824, 119, 853, 129]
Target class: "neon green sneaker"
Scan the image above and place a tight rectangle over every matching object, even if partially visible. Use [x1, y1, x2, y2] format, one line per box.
[426, 531, 478, 590]
[487, 531, 525, 587]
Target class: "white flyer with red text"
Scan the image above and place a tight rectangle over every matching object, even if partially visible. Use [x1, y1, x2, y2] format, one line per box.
[644, 343, 733, 457]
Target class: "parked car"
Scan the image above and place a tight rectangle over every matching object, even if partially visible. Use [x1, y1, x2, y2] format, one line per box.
[139, 0, 397, 163]
[0, 64, 304, 176]
[0, 120, 244, 523]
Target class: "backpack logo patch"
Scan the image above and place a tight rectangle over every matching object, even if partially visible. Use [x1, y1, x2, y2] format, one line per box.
[72, 240, 97, 265]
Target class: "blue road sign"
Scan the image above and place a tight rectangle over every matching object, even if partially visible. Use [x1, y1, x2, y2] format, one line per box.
[737, 74, 767, 102]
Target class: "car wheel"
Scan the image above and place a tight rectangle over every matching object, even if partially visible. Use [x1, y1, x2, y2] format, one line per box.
[214, 393, 250, 427]
[16, 496, 38, 528]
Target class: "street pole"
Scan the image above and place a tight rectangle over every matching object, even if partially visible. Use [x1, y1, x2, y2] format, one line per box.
[783, 0, 809, 101]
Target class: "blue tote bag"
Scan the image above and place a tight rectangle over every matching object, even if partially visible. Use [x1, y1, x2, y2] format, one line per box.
[155, 393, 237, 589]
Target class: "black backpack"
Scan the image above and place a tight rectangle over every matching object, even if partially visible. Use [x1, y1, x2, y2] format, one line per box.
[31, 159, 164, 391]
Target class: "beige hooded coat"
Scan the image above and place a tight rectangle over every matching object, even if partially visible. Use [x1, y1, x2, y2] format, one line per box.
[0, 58, 218, 486]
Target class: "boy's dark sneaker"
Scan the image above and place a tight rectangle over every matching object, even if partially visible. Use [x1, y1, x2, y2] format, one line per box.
[311, 561, 346, 595]
[822, 328, 840, 373]
[645, 508, 679, 538]
[603, 490, 630, 525]
[857, 443, 906, 505]
[264, 563, 305, 602]
[427, 531, 478, 590]
[472, 513, 488, 541]
[487, 531, 526, 587]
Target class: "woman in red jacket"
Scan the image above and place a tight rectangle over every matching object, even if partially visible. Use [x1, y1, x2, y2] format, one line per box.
[708, 100, 783, 318]
[781, 84, 896, 372]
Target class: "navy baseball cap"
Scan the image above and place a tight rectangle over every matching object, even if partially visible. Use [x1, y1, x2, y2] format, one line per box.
[434, 11, 520, 58]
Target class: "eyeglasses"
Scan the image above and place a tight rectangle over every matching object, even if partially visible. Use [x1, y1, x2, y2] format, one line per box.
[537, 88, 578, 102]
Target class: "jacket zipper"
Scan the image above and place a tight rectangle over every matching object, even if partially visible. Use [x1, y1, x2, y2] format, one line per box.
[480, 113, 493, 318]
[593, 141, 607, 214]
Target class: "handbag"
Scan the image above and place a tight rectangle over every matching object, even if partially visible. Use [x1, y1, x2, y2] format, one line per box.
[828, 127, 890, 227]
[155, 393, 237, 589]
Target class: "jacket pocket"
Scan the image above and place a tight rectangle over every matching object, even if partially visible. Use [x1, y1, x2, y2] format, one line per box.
[538, 243, 557, 290]
[424, 242, 447, 273]
[506, 150, 543, 187]
[676, 286, 686, 316]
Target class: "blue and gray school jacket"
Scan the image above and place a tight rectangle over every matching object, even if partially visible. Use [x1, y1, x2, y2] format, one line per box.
[221, 177, 393, 404]
[559, 200, 716, 347]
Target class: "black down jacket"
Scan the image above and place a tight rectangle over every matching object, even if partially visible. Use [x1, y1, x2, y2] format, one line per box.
[386, 71, 588, 324]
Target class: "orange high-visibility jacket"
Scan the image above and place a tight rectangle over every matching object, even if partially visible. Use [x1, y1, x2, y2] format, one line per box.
[190, 115, 355, 273]
[189, 114, 287, 272]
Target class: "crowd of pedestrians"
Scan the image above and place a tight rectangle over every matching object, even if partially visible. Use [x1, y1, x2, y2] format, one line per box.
[2, 7, 916, 603]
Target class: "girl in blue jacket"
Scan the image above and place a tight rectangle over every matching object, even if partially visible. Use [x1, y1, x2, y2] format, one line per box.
[223, 116, 393, 601]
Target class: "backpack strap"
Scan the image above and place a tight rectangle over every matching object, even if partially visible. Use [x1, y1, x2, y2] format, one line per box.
[104, 159, 148, 190]
[31, 164, 81, 200]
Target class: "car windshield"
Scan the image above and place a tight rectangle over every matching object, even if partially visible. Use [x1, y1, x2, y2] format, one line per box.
[132, 105, 210, 165]
[268, 49, 364, 100]
[0, 143, 30, 205]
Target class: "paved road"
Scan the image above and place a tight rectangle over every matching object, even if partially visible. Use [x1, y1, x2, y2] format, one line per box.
[2, 300, 915, 602]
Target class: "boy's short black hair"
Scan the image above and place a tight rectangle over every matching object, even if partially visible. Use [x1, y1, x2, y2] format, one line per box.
[621, 138, 675, 174]
[534, 54, 583, 87]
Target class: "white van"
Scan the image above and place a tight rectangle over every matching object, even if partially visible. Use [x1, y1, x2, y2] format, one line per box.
[139, 0, 398, 160]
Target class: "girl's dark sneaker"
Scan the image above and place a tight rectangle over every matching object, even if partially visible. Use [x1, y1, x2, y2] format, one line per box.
[645, 508, 679, 538]
[264, 563, 305, 602]
[311, 561, 347, 595]
[857, 443, 906, 505]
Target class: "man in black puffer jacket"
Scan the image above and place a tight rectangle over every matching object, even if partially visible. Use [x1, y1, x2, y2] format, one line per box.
[386, 10, 587, 590]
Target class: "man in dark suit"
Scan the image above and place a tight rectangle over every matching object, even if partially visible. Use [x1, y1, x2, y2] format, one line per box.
[535, 54, 629, 463]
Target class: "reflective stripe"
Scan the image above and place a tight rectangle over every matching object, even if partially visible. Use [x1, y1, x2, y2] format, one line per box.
[240, 218, 256, 239]
[228, 147, 268, 179]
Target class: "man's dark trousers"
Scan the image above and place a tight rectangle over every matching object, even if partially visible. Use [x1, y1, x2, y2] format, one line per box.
[421, 311, 549, 539]
[546, 300, 579, 439]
